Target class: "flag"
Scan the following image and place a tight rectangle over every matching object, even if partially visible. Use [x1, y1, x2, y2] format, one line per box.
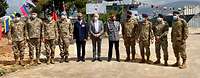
[26, 0, 36, 7]
[3, 18, 11, 33]
[0, 21, 2, 40]
[51, 1, 58, 21]
[20, 4, 30, 17]
[19, 0, 27, 7]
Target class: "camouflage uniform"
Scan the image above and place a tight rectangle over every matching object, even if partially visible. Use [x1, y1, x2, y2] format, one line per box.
[138, 20, 154, 63]
[27, 17, 43, 64]
[43, 21, 57, 64]
[171, 18, 188, 68]
[122, 17, 139, 61]
[58, 18, 73, 62]
[152, 21, 169, 63]
[10, 18, 27, 65]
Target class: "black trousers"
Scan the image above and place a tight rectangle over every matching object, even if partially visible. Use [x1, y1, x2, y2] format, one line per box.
[108, 41, 120, 61]
[76, 41, 86, 60]
[92, 38, 102, 59]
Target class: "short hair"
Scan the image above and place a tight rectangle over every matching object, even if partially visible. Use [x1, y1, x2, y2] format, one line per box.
[77, 12, 83, 17]
[127, 11, 132, 15]
[15, 13, 21, 17]
[173, 11, 180, 15]
[158, 14, 164, 18]
[93, 13, 99, 17]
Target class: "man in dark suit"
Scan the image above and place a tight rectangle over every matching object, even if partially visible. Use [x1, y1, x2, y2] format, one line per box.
[89, 13, 104, 62]
[73, 13, 89, 62]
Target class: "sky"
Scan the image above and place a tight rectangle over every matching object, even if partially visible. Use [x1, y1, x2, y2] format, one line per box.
[5, 0, 200, 15]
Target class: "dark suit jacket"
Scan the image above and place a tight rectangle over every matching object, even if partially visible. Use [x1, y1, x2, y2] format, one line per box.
[73, 20, 88, 41]
[89, 20, 104, 39]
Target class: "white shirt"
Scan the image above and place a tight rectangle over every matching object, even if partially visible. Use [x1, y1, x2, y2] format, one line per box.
[94, 20, 99, 33]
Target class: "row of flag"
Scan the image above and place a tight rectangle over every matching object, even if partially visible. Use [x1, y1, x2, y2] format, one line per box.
[0, 0, 36, 40]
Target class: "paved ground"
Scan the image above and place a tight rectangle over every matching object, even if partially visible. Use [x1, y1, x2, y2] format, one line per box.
[1, 28, 200, 78]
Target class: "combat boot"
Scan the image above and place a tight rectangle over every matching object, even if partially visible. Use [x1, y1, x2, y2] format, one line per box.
[139, 59, 146, 63]
[50, 58, 55, 64]
[19, 60, 25, 66]
[29, 59, 34, 65]
[36, 58, 41, 64]
[46, 58, 50, 65]
[153, 59, 161, 64]
[125, 57, 131, 62]
[146, 56, 151, 64]
[65, 56, 69, 63]
[14, 58, 19, 65]
[172, 57, 180, 67]
[60, 56, 65, 63]
[164, 60, 168, 66]
[179, 59, 187, 69]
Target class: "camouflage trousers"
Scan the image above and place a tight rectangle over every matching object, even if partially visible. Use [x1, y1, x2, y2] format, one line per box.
[59, 37, 70, 57]
[139, 40, 150, 59]
[28, 38, 41, 59]
[45, 39, 56, 59]
[172, 41, 187, 60]
[155, 40, 168, 61]
[123, 37, 136, 59]
[12, 40, 26, 60]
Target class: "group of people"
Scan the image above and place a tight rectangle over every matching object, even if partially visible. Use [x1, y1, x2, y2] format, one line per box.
[9, 10, 188, 69]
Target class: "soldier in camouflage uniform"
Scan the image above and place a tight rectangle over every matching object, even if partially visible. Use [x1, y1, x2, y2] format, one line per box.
[10, 13, 27, 66]
[58, 13, 73, 63]
[138, 14, 154, 64]
[122, 11, 139, 62]
[27, 12, 43, 65]
[43, 18, 58, 64]
[152, 14, 169, 66]
[171, 11, 188, 69]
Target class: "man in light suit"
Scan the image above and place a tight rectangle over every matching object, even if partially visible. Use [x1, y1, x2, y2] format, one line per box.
[89, 13, 104, 62]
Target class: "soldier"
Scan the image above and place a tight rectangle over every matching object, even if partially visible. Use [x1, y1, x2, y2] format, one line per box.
[152, 14, 169, 66]
[10, 13, 27, 66]
[43, 17, 57, 64]
[171, 11, 188, 69]
[122, 11, 139, 62]
[138, 14, 154, 64]
[27, 11, 43, 65]
[58, 13, 73, 63]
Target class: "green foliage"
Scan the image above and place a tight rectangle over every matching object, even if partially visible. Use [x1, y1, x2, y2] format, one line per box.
[0, 0, 8, 17]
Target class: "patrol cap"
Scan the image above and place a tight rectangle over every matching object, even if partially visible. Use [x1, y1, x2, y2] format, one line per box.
[173, 11, 180, 15]
[15, 13, 21, 17]
[142, 14, 148, 18]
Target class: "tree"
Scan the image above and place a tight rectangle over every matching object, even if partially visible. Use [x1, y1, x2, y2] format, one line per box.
[0, 0, 8, 17]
